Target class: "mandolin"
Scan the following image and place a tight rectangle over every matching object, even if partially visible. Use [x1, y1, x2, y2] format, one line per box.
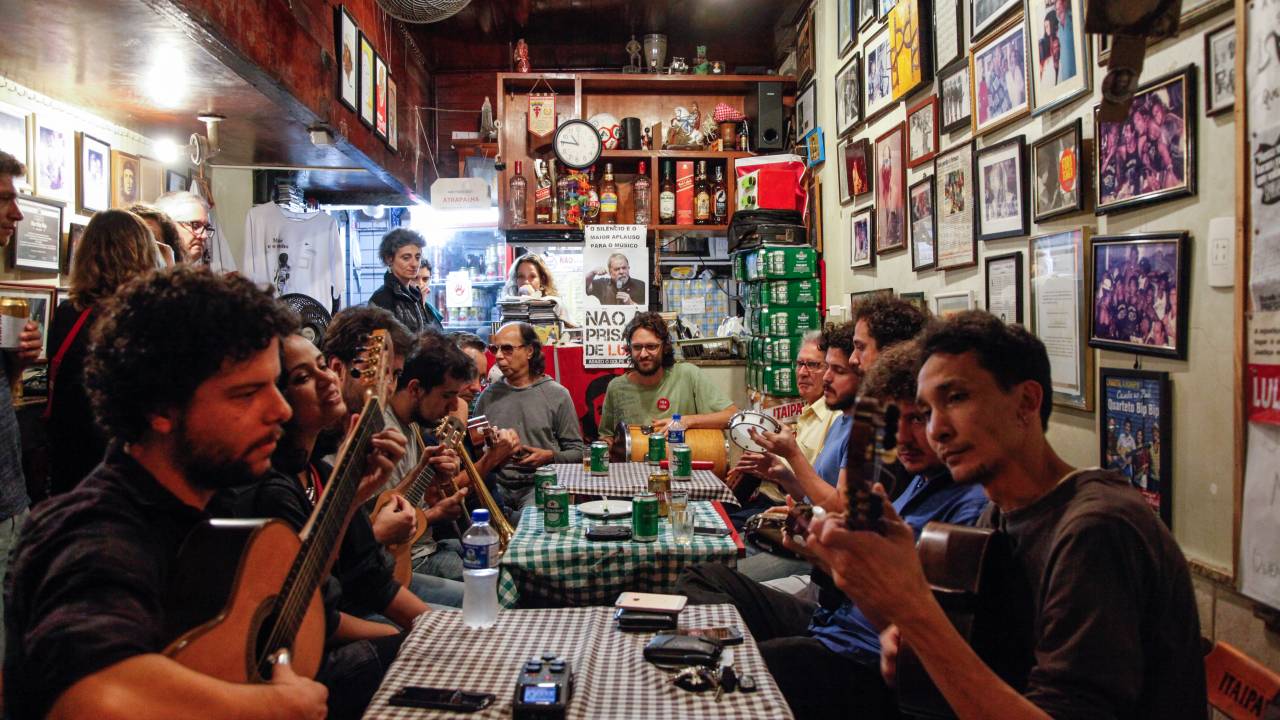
[163, 329, 397, 682]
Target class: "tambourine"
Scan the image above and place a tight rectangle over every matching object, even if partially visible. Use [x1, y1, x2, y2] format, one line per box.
[727, 410, 782, 453]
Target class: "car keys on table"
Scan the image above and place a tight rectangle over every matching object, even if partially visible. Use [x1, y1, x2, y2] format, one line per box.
[714, 648, 737, 702]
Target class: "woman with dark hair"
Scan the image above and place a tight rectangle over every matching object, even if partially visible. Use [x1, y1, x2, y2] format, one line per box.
[46, 209, 160, 494]
[368, 228, 441, 332]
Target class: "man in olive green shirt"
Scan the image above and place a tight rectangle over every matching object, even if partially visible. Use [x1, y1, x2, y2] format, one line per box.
[598, 312, 738, 438]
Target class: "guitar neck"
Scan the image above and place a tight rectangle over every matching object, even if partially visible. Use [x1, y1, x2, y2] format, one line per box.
[401, 453, 438, 507]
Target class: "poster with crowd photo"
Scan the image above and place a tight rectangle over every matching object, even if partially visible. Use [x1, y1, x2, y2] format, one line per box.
[583, 224, 648, 368]
[1100, 368, 1172, 527]
[1088, 232, 1189, 360]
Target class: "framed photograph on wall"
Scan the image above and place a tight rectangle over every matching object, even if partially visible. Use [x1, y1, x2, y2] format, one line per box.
[939, 59, 972, 133]
[900, 291, 929, 314]
[970, 17, 1031, 136]
[850, 207, 876, 268]
[1096, 33, 1111, 65]
[1180, 0, 1232, 29]
[12, 195, 63, 273]
[1028, 0, 1091, 114]
[804, 128, 826, 167]
[165, 169, 188, 193]
[1030, 227, 1092, 410]
[1204, 21, 1236, 117]
[0, 283, 54, 361]
[864, 25, 895, 120]
[33, 116, 73, 204]
[985, 251, 1024, 324]
[906, 95, 939, 168]
[375, 54, 388, 139]
[878, 0, 897, 21]
[860, 0, 878, 28]
[934, 290, 974, 317]
[835, 54, 863, 136]
[875, 123, 907, 254]
[110, 150, 140, 208]
[935, 0, 965, 69]
[65, 222, 86, 274]
[1088, 232, 1189, 359]
[388, 77, 399, 151]
[934, 140, 977, 270]
[1094, 66, 1196, 215]
[358, 32, 375, 127]
[76, 132, 110, 215]
[808, 174, 825, 252]
[336, 6, 359, 113]
[797, 8, 817, 85]
[973, 0, 1021, 40]
[851, 289, 895, 311]
[1031, 118, 1086, 221]
[1099, 367, 1173, 526]
[839, 0, 857, 57]
[838, 137, 854, 203]
[888, 0, 933, 101]
[0, 104, 30, 189]
[975, 135, 1029, 241]
[844, 137, 873, 199]
[909, 176, 937, 270]
[796, 81, 818, 141]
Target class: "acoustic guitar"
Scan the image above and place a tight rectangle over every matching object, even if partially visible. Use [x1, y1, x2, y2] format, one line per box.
[163, 330, 397, 682]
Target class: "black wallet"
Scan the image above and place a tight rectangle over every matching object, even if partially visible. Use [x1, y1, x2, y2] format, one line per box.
[586, 525, 632, 541]
[643, 633, 722, 667]
[614, 607, 678, 632]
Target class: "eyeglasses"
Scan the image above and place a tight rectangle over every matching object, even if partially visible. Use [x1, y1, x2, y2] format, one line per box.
[796, 361, 828, 372]
[627, 343, 662, 353]
[488, 343, 527, 356]
[178, 220, 215, 236]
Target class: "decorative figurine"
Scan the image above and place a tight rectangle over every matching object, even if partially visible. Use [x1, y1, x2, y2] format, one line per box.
[642, 126, 653, 150]
[665, 103, 706, 149]
[480, 96, 497, 141]
[710, 60, 726, 75]
[514, 39, 531, 73]
[669, 56, 689, 74]
[693, 45, 710, 75]
[625, 35, 643, 73]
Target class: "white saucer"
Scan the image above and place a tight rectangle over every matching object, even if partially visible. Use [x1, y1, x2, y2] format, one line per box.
[577, 499, 633, 518]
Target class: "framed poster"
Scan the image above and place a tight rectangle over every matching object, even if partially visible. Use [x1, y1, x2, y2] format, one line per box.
[110, 150, 140, 208]
[1028, 0, 1091, 114]
[906, 95, 939, 167]
[1094, 66, 1196, 215]
[934, 140, 977, 269]
[835, 54, 863, 136]
[985, 251, 1024, 324]
[804, 128, 826, 167]
[76, 132, 110, 215]
[934, 290, 973, 317]
[839, 0, 857, 57]
[139, 157, 164, 203]
[1099, 367, 1172, 526]
[864, 26, 895, 120]
[34, 116, 73, 204]
[900, 291, 929, 314]
[0, 104, 29, 188]
[375, 54, 388, 139]
[12, 195, 63, 272]
[909, 175, 937, 270]
[935, 0, 964, 69]
[1031, 118, 1086, 221]
[1029, 227, 1092, 410]
[796, 81, 818, 141]
[359, 32, 375, 127]
[976, 135, 1029, 241]
[336, 6, 359, 113]
[165, 169, 188, 193]
[850, 207, 876, 268]
[843, 137, 872, 200]
[797, 8, 817, 85]
[888, 0, 932, 101]
[1204, 21, 1236, 117]
[388, 77, 399, 151]
[937, 60, 972, 135]
[875, 123, 907, 254]
[1088, 232, 1189, 359]
[0, 283, 53, 362]
[970, 17, 1031, 136]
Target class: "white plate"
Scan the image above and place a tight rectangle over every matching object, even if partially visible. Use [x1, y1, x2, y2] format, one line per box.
[728, 410, 782, 453]
[577, 499, 633, 518]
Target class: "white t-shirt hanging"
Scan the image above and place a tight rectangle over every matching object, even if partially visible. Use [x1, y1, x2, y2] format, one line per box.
[242, 203, 344, 307]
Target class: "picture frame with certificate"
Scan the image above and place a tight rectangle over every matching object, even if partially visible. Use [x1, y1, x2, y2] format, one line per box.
[1088, 232, 1189, 360]
[835, 53, 863, 137]
[874, 123, 907, 254]
[939, 59, 973, 133]
[934, 140, 977, 270]
[0, 282, 54, 362]
[76, 132, 110, 216]
[1099, 367, 1173, 526]
[909, 175, 937, 271]
[1029, 227, 1092, 410]
[1027, 0, 1091, 115]
[12, 195, 63, 273]
[1203, 21, 1235, 118]
[336, 6, 359, 113]
[934, 289, 974, 317]
[970, 16, 1031, 136]
[976, 135, 1029, 241]
[985, 251, 1024, 324]
[1031, 118, 1087, 221]
[906, 95, 939, 168]
[850, 207, 876, 268]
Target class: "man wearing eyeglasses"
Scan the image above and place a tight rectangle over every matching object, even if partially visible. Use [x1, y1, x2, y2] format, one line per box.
[154, 191, 212, 265]
[597, 312, 738, 439]
[474, 322, 585, 511]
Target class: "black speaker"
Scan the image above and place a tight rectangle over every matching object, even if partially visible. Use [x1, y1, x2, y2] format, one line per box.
[745, 81, 785, 151]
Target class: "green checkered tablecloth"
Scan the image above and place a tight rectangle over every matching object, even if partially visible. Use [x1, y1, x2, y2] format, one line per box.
[497, 501, 737, 608]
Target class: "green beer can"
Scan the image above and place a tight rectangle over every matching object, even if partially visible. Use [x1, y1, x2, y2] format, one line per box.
[543, 485, 570, 533]
[631, 492, 659, 542]
[533, 467, 558, 509]
[590, 440, 610, 476]
[671, 444, 692, 480]
[647, 432, 666, 465]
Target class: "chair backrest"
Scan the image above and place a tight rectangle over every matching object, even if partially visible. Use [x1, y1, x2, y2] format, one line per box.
[1205, 640, 1280, 720]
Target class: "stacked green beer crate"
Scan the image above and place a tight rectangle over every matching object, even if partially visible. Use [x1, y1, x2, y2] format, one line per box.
[735, 245, 821, 399]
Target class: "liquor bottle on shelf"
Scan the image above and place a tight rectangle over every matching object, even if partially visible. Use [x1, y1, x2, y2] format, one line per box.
[585, 166, 601, 224]
[599, 163, 618, 224]
[509, 161, 528, 226]
[634, 161, 652, 226]
[556, 168, 572, 224]
[548, 159, 560, 224]
[533, 159, 553, 224]
[659, 161, 676, 224]
[712, 164, 728, 225]
[694, 160, 711, 225]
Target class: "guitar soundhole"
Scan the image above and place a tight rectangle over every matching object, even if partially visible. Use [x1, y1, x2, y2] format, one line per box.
[250, 595, 287, 682]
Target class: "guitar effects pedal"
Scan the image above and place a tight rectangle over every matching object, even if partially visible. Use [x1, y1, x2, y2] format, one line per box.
[513, 653, 573, 719]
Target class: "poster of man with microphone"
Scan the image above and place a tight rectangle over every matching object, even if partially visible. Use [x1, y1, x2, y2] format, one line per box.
[583, 224, 649, 367]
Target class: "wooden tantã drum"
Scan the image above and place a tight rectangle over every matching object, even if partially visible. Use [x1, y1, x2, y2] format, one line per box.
[620, 424, 729, 478]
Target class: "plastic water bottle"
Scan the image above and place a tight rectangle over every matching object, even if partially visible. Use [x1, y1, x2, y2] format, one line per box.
[667, 413, 686, 447]
[462, 508, 500, 629]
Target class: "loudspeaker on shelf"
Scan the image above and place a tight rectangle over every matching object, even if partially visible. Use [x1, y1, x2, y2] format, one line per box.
[745, 81, 785, 151]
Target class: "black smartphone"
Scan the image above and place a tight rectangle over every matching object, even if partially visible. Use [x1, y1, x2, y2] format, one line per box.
[693, 525, 732, 537]
[388, 686, 496, 712]
[680, 626, 745, 645]
[586, 525, 632, 541]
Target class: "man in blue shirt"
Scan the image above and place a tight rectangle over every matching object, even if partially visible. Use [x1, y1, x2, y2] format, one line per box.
[677, 340, 989, 719]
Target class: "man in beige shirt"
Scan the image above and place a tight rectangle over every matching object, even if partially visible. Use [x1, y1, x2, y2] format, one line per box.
[749, 331, 834, 507]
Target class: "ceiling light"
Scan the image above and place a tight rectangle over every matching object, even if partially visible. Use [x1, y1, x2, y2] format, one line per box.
[153, 138, 181, 165]
[145, 45, 189, 109]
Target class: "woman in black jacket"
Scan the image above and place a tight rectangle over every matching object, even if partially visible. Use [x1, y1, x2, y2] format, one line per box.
[368, 228, 440, 332]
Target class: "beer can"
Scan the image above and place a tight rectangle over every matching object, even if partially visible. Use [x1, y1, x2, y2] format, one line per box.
[543, 485, 570, 533]
[671, 444, 692, 480]
[646, 432, 666, 465]
[0, 297, 29, 351]
[590, 441, 610, 476]
[631, 492, 659, 542]
[647, 471, 671, 518]
[533, 467, 558, 509]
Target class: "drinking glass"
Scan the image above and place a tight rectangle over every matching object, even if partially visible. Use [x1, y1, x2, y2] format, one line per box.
[671, 506, 694, 545]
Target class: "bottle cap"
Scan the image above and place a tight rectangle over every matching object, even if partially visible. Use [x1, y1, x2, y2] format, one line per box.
[672, 414, 682, 421]
[471, 508, 490, 524]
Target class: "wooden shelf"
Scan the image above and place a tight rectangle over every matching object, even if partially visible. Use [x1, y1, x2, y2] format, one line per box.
[652, 224, 729, 232]
[578, 73, 797, 93]
[601, 149, 755, 160]
[509, 223, 578, 231]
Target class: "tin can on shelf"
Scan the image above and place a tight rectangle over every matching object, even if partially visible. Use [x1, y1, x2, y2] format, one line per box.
[647, 471, 671, 517]
[646, 432, 666, 465]
[543, 485, 570, 533]
[671, 444, 692, 480]
[589, 441, 610, 476]
[533, 467, 558, 509]
[0, 297, 29, 351]
[631, 492, 659, 542]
